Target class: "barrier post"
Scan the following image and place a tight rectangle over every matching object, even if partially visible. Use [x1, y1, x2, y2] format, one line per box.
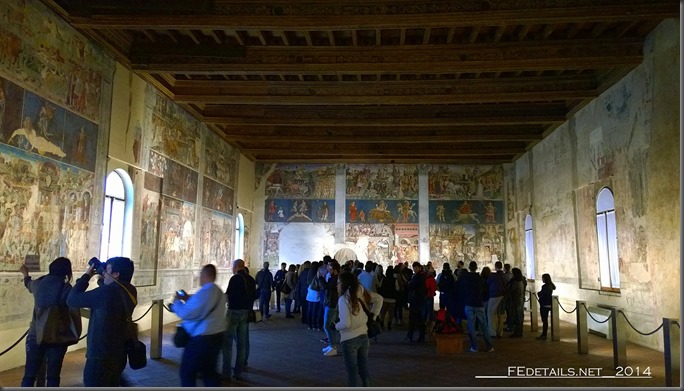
[610, 307, 627, 368]
[663, 318, 680, 387]
[551, 295, 560, 341]
[576, 300, 588, 354]
[150, 299, 164, 359]
[529, 291, 538, 332]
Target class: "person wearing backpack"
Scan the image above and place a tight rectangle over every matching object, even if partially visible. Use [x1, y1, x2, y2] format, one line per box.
[436, 263, 455, 310]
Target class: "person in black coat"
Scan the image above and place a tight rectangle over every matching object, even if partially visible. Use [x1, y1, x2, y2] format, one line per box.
[536, 273, 556, 340]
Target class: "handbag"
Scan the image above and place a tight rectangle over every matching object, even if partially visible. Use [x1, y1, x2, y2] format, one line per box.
[35, 283, 82, 346]
[358, 298, 382, 339]
[280, 280, 292, 294]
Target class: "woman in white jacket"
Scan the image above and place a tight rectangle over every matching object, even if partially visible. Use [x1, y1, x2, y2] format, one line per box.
[335, 271, 383, 387]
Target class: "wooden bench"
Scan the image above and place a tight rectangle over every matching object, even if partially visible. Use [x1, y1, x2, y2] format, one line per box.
[434, 333, 468, 353]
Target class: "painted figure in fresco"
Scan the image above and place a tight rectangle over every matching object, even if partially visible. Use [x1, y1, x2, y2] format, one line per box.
[370, 200, 394, 223]
[268, 200, 276, 221]
[485, 202, 496, 223]
[277, 207, 285, 220]
[349, 201, 358, 222]
[398, 200, 417, 223]
[359, 210, 366, 223]
[9, 117, 66, 158]
[436, 203, 446, 222]
[73, 126, 87, 165]
[318, 201, 329, 222]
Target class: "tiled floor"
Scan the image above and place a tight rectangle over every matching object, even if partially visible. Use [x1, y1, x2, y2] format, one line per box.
[0, 307, 678, 388]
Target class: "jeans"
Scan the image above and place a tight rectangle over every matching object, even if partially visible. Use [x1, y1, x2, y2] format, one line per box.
[275, 290, 282, 311]
[307, 301, 321, 329]
[323, 306, 340, 347]
[486, 296, 504, 337]
[465, 305, 493, 351]
[541, 306, 550, 336]
[222, 310, 249, 378]
[341, 334, 371, 387]
[284, 298, 293, 316]
[406, 302, 426, 341]
[83, 357, 127, 387]
[258, 292, 271, 317]
[21, 335, 68, 387]
[180, 332, 223, 386]
[379, 302, 396, 329]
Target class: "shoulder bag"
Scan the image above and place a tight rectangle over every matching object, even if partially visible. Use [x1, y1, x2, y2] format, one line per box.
[112, 278, 147, 370]
[239, 274, 261, 323]
[35, 283, 82, 346]
[358, 298, 382, 339]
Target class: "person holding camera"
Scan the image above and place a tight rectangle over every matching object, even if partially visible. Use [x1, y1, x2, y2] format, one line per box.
[170, 264, 226, 387]
[66, 257, 136, 387]
[19, 257, 80, 387]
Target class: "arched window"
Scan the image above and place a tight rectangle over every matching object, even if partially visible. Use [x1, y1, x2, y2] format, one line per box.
[100, 170, 134, 260]
[234, 213, 245, 261]
[524, 214, 535, 279]
[596, 187, 619, 291]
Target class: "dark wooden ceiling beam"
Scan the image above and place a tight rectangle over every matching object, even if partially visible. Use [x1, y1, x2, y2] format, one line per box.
[219, 125, 545, 142]
[239, 148, 523, 156]
[253, 156, 515, 164]
[63, 2, 678, 29]
[129, 39, 643, 73]
[203, 116, 566, 127]
[169, 75, 598, 105]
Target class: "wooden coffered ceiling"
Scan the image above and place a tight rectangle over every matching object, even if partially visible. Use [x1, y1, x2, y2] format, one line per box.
[42, 0, 679, 164]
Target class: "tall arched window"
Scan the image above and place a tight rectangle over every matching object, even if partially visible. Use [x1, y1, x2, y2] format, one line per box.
[100, 170, 134, 260]
[596, 187, 619, 291]
[234, 213, 245, 261]
[524, 214, 535, 279]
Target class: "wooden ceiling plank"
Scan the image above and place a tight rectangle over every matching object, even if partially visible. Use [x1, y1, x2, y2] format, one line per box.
[180, 29, 200, 44]
[141, 29, 157, 42]
[224, 29, 244, 45]
[400, 28, 406, 45]
[352, 29, 358, 46]
[256, 30, 267, 45]
[493, 25, 506, 43]
[67, 3, 679, 29]
[517, 25, 530, 41]
[469, 26, 480, 43]
[446, 27, 456, 44]
[129, 39, 644, 73]
[304, 31, 313, 46]
[328, 31, 335, 46]
[202, 116, 567, 127]
[201, 29, 221, 44]
[423, 27, 432, 44]
[542, 24, 555, 39]
[240, 148, 523, 156]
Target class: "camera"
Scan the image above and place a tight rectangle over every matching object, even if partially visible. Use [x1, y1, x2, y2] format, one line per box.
[176, 290, 188, 299]
[88, 257, 106, 275]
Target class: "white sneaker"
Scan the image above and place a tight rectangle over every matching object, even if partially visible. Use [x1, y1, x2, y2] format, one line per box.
[322, 346, 332, 353]
[323, 347, 338, 356]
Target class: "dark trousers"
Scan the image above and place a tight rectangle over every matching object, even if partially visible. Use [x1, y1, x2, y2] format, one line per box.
[307, 301, 321, 329]
[540, 307, 551, 336]
[83, 356, 127, 387]
[181, 332, 224, 387]
[21, 335, 68, 387]
[275, 290, 282, 311]
[258, 292, 271, 317]
[284, 298, 293, 316]
[406, 303, 426, 341]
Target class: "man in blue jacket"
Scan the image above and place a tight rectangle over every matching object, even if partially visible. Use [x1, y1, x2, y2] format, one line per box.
[67, 257, 136, 387]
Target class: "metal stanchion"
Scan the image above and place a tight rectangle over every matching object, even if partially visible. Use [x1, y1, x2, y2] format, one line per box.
[576, 300, 588, 354]
[610, 307, 627, 368]
[529, 291, 538, 332]
[551, 295, 560, 341]
[150, 299, 164, 359]
[663, 318, 680, 387]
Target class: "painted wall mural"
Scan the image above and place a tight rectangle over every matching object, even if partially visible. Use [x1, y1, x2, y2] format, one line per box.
[146, 85, 201, 170]
[0, 1, 110, 123]
[265, 199, 334, 223]
[200, 208, 233, 268]
[148, 150, 198, 204]
[139, 186, 161, 273]
[157, 197, 196, 270]
[204, 131, 237, 188]
[0, 143, 94, 271]
[346, 164, 418, 199]
[265, 164, 336, 199]
[203, 177, 234, 215]
[428, 164, 505, 269]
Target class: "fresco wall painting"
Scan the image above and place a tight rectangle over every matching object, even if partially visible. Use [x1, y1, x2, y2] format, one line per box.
[262, 164, 336, 264]
[346, 164, 420, 267]
[200, 208, 233, 269]
[428, 165, 505, 270]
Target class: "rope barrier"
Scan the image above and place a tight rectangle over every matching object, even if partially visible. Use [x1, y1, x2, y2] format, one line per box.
[0, 329, 28, 357]
[132, 302, 156, 322]
[581, 303, 612, 323]
[618, 311, 664, 336]
[163, 303, 173, 313]
[674, 321, 680, 329]
[557, 300, 577, 314]
[524, 291, 531, 303]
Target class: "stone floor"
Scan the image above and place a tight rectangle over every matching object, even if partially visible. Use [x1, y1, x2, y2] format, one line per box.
[0, 306, 678, 388]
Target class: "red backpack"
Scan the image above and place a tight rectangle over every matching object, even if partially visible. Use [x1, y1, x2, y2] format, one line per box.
[433, 308, 459, 334]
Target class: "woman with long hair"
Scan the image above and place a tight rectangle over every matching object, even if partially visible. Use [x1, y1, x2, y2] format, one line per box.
[335, 271, 383, 387]
[507, 268, 525, 338]
[536, 273, 556, 340]
[19, 257, 80, 387]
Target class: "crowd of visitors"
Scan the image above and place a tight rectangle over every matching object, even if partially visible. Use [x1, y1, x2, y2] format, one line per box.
[18, 254, 549, 387]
